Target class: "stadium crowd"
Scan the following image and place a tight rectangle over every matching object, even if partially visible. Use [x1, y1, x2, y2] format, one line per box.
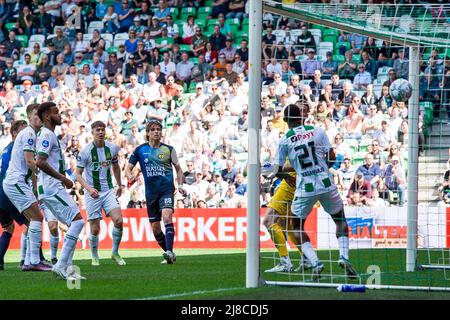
[0, 0, 448, 209]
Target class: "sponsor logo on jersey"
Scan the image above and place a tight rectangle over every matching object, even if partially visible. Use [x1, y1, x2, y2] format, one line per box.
[42, 140, 49, 148]
[27, 138, 34, 146]
[290, 131, 314, 143]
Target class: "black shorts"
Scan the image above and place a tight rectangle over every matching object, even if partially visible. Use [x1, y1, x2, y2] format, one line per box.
[0, 186, 28, 227]
[145, 191, 174, 223]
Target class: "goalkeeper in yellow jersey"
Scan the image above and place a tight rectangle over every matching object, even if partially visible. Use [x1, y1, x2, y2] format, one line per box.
[262, 168, 312, 273]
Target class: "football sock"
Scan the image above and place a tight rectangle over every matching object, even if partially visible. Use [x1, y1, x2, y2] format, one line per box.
[50, 234, 59, 260]
[155, 232, 167, 251]
[112, 227, 122, 255]
[301, 242, 319, 266]
[164, 223, 175, 252]
[24, 236, 31, 266]
[268, 223, 288, 258]
[28, 221, 42, 265]
[89, 234, 99, 259]
[67, 245, 76, 266]
[58, 220, 84, 270]
[20, 233, 27, 262]
[0, 231, 12, 265]
[287, 231, 303, 256]
[338, 236, 349, 260]
[39, 244, 45, 261]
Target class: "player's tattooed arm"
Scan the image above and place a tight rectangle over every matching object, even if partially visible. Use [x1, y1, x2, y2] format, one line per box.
[75, 167, 99, 198]
[36, 153, 73, 189]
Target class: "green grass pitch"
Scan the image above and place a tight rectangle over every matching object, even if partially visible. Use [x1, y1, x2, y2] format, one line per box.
[1, 248, 450, 300]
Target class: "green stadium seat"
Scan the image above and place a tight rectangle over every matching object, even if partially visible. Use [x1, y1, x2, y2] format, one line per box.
[351, 152, 366, 166]
[155, 37, 174, 52]
[233, 30, 248, 44]
[332, 54, 345, 63]
[196, 7, 212, 20]
[5, 22, 14, 32]
[195, 19, 206, 30]
[16, 35, 28, 48]
[107, 46, 118, 54]
[179, 44, 191, 53]
[226, 18, 240, 27]
[207, 18, 219, 27]
[358, 140, 371, 153]
[334, 41, 351, 54]
[169, 7, 179, 18]
[180, 7, 196, 20]
[189, 57, 199, 65]
[174, 20, 184, 32]
[353, 54, 361, 63]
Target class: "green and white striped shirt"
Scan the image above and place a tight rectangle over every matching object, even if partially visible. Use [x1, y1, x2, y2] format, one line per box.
[77, 141, 120, 192]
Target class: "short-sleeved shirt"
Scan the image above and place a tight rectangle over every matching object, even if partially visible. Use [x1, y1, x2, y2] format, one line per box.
[3, 126, 35, 185]
[357, 163, 381, 182]
[36, 127, 66, 198]
[128, 143, 178, 197]
[276, 125, 335, 196]
[77, 141, 120, 192]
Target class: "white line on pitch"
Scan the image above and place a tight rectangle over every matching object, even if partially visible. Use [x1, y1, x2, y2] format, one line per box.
[135, 287, 246, 300]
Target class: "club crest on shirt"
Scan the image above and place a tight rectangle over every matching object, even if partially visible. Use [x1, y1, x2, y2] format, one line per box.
[158, 153, 165, 160]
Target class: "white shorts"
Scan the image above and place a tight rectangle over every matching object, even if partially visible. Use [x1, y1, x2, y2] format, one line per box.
[40, 189, 80, 226]
[3, 180, 37, 213]
[39, 202, 58, 223]
[85, 189, 120, 221]
[291, 188, 344, 219]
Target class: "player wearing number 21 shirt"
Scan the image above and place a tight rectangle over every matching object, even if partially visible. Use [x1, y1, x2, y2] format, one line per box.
[275, 102, 358, 281]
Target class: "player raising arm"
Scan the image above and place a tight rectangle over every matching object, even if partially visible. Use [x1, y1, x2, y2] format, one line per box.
[275, 102, 357, 280]
[76, 121, 126, 266]
[125, 120, 185, 264]
[35, 102, 86, 280]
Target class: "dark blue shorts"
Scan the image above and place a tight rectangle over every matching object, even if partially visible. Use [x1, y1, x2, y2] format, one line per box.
[0, 185, 28, 227]
[146, 191, 175, 223]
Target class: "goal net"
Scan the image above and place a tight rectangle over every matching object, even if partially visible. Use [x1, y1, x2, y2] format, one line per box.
[257, 1, 450, 291]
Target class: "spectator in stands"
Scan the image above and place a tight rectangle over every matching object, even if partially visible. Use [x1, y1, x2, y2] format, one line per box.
[182, 15, 197, 44]
[117, 0, 135, 33]
[338, 157, 356, 191]
[393, 48, 409, 80]
[349, 33, 366, 54]
[322, 51, 338, 79]
[347, 171, 373, 206]
[226, 0, 245, 19]
[290, 74, 302, 96]
[425, 56, 444, 117]
[190, 27, 207, 57]
[103, 52, 121, 84]
[265, 58, 282, 84]
[296, 24, 316, 54]
[176, 51, 194, 86]
[330, 73, 342, 101]
[397, 119, 409, 151]
[370, 139, 385, 167]
[262, 25, 276, 47]
[219, 38, 236, 63]
[361, 104, 382, 139]
[95, 0, 108, 20]
[18, 6, 34, 37]
[343, 97, 364, 139]
[377, 84, 393, 112]
[384, 155, 406, 206]
[383, 69, 398, 87]
[130, 16, 145, 38]
[353, 63, 372, 90]
[301, 49, 321, 80]
[2, 31, 22, 61]
[309, 69, 324, 100]
[236, 39, 248, 62]
[362, 37, 378, 60]
[34, 54, 52, 83]
[154, 0, 170, 22]
[272, 41, 289, 60]
[360, 50, 376, 78]
[357, 153, 382, 189]
[338, 80, 356, 107]
[51, 27, 70, 54]
[338, 50, 357, 80]
[18, 54, 36, 83]
[90, 74, 107, 100]
[209, 25, 226, 52]
[361, 84, 378, 113]
[33, 5, 52, 36]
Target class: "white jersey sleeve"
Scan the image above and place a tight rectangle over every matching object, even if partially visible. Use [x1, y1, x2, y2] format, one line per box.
[274, 136, 289, 170]
[76, 146, 89, 169]
[22, 128, 36, 153]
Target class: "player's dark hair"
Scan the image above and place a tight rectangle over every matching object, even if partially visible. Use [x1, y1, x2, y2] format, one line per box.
[11, 119, 27, 133]
[26, 103, 40, 116]
[91, 121, 106, 130]
[145, 120, 163, 141]
[37, 102, 56, 121]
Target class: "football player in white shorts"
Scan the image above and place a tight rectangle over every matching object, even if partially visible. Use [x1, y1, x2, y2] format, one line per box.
[76, 120, 126, 266]
[3, 104, 51, 271]
[275, 102, 358, 280]
[35, 102, 86, 280]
